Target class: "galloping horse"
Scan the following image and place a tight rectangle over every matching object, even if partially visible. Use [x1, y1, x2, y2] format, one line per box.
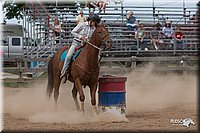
[46, 23, 112, 114]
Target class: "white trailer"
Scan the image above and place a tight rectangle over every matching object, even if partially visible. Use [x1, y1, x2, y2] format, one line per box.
[1, 24, 24, 58]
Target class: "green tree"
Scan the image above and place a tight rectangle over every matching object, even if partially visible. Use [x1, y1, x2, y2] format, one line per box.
[3, 1, 25, 22]
[2, 0, 80, 23]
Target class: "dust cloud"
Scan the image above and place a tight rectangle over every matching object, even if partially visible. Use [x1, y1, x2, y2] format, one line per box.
[125, 63, 197, 114]
[4, 79, 128, 124]
[4, 63, 197, 123]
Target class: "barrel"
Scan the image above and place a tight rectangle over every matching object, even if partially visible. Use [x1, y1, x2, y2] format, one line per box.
[98, 75, 127, 113]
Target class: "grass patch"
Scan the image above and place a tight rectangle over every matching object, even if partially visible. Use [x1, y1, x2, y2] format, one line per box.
[3, 76, 47, 88]
[3, 81, 30, 88]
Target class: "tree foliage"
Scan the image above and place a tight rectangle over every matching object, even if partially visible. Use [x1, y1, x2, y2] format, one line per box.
[3, 1, 25, 21]
[2, 0, 84, 22]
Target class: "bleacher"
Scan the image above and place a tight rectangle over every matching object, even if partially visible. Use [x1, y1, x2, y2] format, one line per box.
[3, 1, 198, 78]
[23, 1, 199, 58]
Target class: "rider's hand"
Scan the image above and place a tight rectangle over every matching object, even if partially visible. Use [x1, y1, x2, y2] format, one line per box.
[81, 36, 87, 42]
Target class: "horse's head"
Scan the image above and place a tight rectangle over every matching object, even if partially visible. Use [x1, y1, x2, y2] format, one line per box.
[96, 23, 113, 50]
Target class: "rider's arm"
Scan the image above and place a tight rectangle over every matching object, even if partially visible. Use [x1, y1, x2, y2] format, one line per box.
[71, 23, 85, 39]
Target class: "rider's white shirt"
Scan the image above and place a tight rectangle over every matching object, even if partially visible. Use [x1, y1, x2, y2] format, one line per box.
[71, 22, 96, 40]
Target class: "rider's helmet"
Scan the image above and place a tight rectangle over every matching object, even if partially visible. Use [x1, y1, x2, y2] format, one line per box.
[89, 13, 101, 24]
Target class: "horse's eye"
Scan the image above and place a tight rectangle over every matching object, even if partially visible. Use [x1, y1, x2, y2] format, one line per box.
[98, 32, 101, 34]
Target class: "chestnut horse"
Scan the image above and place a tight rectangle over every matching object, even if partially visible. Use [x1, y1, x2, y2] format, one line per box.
[46, 24, 112, 114]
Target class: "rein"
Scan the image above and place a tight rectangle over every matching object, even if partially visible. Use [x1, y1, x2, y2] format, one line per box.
[74, 38, 102, 51]
[74, 29, 110, 51]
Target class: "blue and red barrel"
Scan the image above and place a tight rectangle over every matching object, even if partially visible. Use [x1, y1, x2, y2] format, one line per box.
[98, 75, 127, 114]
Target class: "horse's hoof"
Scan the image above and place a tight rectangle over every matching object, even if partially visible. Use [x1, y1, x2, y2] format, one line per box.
[80, 111, 85, 116]
[93, 111, 98, 116]
[78, 108, 85, 116]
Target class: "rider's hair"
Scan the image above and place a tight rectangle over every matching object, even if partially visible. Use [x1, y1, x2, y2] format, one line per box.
[89, 20, 98, 27]
[88, 14, 100, 27]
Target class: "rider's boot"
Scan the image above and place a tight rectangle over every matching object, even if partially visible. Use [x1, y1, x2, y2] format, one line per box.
[63, 70, 69, 83]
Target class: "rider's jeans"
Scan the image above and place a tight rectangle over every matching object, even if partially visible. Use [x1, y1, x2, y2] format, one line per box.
[61, 40, 80, 76]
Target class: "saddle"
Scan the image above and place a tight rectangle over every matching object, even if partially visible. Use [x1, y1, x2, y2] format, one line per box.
[61, 45, 84, 62]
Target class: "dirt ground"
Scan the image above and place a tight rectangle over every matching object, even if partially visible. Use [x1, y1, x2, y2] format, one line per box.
[2, 67, 198, 132]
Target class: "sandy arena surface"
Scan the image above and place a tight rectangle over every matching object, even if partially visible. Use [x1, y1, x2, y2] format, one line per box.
[2, 67, 198, 132]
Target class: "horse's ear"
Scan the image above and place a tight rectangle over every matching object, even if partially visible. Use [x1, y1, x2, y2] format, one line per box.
[98, 20, 107, 27]
[98, 21, 104, 26]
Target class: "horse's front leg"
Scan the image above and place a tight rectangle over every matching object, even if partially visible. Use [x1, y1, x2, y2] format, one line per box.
[74, 78, 85, 114]
[89, 82, 98, 115]
[72, 84, 80, 111]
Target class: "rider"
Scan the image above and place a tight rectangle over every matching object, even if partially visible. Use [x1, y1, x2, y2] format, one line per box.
[60, 13, 101, 78]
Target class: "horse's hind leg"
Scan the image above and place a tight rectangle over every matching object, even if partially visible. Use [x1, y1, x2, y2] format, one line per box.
[72, 84, 80, 111]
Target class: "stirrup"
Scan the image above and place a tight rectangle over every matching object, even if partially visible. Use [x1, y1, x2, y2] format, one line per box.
[60, 73, 65, 78]
[60, 67, 67, 78]
[60, 69, 69, 78]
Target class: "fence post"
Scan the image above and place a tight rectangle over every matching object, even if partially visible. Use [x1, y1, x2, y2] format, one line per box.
[131, 56, 137, 69]
[173, 40, 176, 55]
[15, 58, 23, 82]
[181, 56, 187, 77]
[136, 38, 139, 54]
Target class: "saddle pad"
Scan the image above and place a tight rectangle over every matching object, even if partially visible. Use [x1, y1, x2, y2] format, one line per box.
[61, 48, 83, 62]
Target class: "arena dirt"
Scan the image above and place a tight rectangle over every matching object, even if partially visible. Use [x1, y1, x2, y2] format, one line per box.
[3, 64, 198, 131]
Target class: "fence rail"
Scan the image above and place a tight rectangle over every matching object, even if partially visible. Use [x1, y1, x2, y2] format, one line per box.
[3, 55, 198, 73]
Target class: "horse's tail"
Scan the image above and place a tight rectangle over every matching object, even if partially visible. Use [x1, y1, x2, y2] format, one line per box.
[46, 57, 54, 98]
